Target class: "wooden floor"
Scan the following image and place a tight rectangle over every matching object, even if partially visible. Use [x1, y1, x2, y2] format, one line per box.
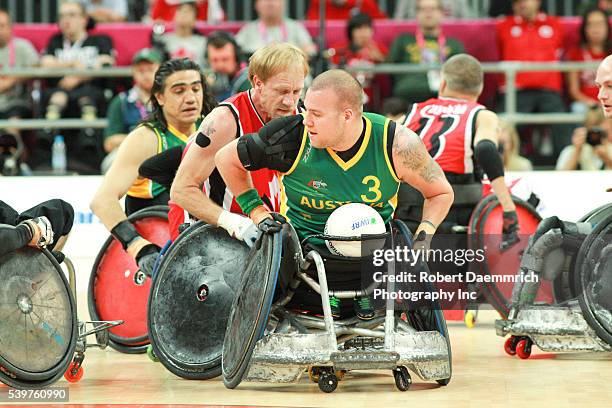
[4, 297, 612, 407]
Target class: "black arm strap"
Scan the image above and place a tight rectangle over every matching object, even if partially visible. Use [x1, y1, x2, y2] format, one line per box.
[110, 219, 141, 250]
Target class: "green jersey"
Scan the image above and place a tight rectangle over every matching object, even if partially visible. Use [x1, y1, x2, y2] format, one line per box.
[127, 118, 202, 199]
[279, 112, 400, 242]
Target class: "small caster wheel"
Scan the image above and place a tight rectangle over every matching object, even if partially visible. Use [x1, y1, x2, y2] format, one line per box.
[516, 338, 532, 359]
[95, 328, 109, 349]
[64, 362, 84, 383]
[504, 336, 517, 356]
[318, 372, 338, 393]
[147, 344, 159, 362]
[393, 366, 412, 391]
[464, 311, 476, 328]
[437, 377, 450, 386]
[133, 270, 147, 286]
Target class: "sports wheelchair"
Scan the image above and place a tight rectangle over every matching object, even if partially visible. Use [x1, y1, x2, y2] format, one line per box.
[396, 181, 544, 327]
[221, 218, 452, 392]
[146, 216, 452, 391]
[496, 203, 612, 359]
[0, 247, 120, 389]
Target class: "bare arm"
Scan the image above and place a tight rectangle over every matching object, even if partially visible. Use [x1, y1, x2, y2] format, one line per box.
[474, 110, 515, 212]
[90, 126, 158, 231]
[392, 126, 454, 236]
[214, 139, 267, 222]
[170, 106, 238, 225]
[104, 134, 128, 153]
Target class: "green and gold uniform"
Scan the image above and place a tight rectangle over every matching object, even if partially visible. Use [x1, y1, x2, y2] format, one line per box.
[238, 112, 400, 243]
[125, 118, 201, 214]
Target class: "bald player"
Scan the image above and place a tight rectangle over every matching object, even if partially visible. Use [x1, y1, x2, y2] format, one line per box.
[596, 55, 612, 118]
[215, 69, 454, 319]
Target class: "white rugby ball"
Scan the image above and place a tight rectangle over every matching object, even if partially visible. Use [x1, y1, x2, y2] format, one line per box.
[324, 203, 386, 257]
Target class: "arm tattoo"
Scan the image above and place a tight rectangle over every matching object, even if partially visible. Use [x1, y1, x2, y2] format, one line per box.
[394, 129, 443, 183]
[420, 157, 444, 183]
[201, 120, 216, 137]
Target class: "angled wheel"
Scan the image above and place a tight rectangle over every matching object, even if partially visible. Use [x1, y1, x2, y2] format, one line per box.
[147, 222, 250, 379]
[553, 203, 612, 303]
[222, 231, 282, 389]
[0, 248, 77, 389]
[88, 206, 169, 354]
[393, 219, 452, 386]
[574, 211, 612, 347]
[469, 196, 544, 318]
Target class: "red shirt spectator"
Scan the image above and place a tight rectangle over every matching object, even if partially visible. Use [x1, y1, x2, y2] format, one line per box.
[567, 46, 607, 101]
[329, 13, 389, 109]
[151, 0, 224, 22]
[566, 8, 611, 108]
[496, 12, 563, 92]
[307, 0, 387, 20]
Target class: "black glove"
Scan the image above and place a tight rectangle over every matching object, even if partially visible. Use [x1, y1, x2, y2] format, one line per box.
[135, 243, 161, 277]
[257, 213, 286, 235]
[500, 210, 520, 252]
[413, 230, 431, 253]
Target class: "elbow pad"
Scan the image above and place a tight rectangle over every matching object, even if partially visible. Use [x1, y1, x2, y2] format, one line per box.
[237, 114, 304, 173]
[474, 139, 504, 181]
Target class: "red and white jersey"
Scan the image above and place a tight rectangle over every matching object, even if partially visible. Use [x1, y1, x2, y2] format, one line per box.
[219, 91, 281, 214]
[168, 90, 290, 240]
[403, 97, 484, 175]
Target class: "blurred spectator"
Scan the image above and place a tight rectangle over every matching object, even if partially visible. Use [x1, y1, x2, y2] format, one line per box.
[490, 0, 551, 16]
[387, 0, 465, 104]
[205, 31, 251, 102]
[157, 2, 206, 68]
[101, 48, 162, 173]
[499, 120, 534, 171]
[84, 0, 128, 23]
[566, 7, 611, 114]
[381, 97, 408, 122]
[307, 0, 387, 20]
[151, 0, 224, 23]
[577, 0, 612, 15]
[0, 9, 39, 152]
[394, 0, 475, 19]
[41, 1, 115, 121]
[556, 105, 612, 170]
[496, 0, 570, 159]
[329, 13, 388, 109]
[236, 0, 315, 56]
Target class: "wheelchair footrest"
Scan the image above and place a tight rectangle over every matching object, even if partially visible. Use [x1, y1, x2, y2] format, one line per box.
[330, 351, 399, 370]
[496, 303, 612, 353]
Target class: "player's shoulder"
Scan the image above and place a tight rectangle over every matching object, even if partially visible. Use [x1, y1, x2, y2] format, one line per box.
[127, 123, 158, 145]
